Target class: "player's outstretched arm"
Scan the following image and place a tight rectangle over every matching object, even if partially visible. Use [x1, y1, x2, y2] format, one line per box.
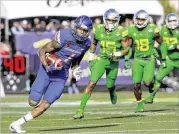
[38, 40, 60, 67]
[154, 33, 167, 68]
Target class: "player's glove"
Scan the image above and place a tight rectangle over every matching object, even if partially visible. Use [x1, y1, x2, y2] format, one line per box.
[161, 59, 167, 68]
[45, 64, 62, 73]
[111, 49, 129, 57]
[72, 66, 83, 81]
[124, 59, 131, 69]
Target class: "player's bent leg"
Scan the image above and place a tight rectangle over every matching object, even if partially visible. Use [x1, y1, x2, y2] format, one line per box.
[9, 100, 50, 133]
[31, 100, 50, 118]
[73, 81, 97, 119]
[144, 81, 154, 94]
[144, 62, 174, 104]
[106, 66, 118, 105]
[134, 83, 144, 112]
[143, 59, 155, 93]
[108, 86, 117, 105]
[144, 80, 161, 104]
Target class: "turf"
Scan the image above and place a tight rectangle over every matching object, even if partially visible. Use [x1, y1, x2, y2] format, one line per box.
[1, 91, 179, 134]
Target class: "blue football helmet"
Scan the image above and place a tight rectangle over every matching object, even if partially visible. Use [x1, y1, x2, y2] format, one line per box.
[103, 9, 120, 31]
[165, 13, 178, 29]
[72, 15, 93, 41]
[133, 10, 149, 28]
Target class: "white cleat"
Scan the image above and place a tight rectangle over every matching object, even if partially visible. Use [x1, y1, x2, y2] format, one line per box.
[9, 122, 26, 133]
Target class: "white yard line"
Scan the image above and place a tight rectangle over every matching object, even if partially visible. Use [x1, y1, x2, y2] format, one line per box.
[1, 111, 178, 115]
[1, 110, 178, 123]
[1, 99, 178, 107]
[71, 128, 179, 134]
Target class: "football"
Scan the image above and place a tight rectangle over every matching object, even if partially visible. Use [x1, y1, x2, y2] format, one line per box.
[45, 53, 63, 68]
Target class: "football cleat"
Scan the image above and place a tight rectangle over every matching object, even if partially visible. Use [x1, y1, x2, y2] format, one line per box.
[9, 122, 26, 133]
[144, 95, 154, 104]
[109, 89, 117, 105]
[135, 101, 144, 113]
[73, 109, 84, 119]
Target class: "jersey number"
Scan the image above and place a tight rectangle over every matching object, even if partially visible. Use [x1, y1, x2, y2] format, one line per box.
[135, 39, 149, 51]
[163, 37, 178, 45]
[101, 41, 116, 52]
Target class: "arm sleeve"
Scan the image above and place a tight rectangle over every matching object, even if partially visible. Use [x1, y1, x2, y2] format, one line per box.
[160, 41, 168, 60]
[124, 47, 132, 60]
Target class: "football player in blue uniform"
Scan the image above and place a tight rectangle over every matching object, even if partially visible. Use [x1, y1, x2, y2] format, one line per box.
[9, 15, 93, 133]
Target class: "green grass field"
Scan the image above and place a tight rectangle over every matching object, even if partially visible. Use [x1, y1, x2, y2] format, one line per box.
[1, 91, 179, 134]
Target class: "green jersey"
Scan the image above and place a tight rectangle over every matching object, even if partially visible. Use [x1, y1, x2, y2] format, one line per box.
[160, 25, 179, 60]
[128, 24, 159, 58]
[93, 24, 128, 58]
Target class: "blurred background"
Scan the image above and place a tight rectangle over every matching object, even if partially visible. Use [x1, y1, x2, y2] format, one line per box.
[0, 0, 179, 95]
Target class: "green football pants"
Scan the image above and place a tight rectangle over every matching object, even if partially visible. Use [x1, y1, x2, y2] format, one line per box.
[90, 57, 118, 88]
[132, 58, 155, 84]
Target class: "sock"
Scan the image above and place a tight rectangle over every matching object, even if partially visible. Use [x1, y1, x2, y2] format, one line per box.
[16, 112, 33, 125]
[79, 93, 91, 111]
[137, 100, 143, 103]
[108, 86, 115, 94]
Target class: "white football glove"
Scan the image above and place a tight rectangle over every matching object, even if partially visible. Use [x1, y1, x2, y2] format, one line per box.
[112, 51, 122, 57]
[89, 53, 97, 61]
[177, 45, 179, 50]
[72, 66, 83, 81]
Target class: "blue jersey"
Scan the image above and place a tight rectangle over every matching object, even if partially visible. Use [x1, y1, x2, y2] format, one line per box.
[41, 28, 91, 80]
[30, 28, 91, 104]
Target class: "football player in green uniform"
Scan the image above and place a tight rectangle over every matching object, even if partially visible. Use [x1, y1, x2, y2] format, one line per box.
[127, 10, 163, 112]
[144, 13, 179, 103]
[73, 9, 130, 119]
